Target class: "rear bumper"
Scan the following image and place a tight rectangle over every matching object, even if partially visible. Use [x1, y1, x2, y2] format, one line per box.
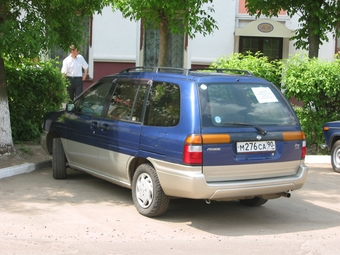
[151, 158, 308, 200]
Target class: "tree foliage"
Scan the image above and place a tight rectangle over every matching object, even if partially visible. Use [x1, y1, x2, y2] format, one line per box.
[282, 54, 340, 153]
[110, 0, 218, 66]
[245, 0, 340, 58]
[0, 0, 107, 154]
[0, 0, 106, 60]
[210, 52, 282, 87]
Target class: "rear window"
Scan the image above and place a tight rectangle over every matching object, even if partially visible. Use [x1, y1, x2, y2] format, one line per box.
[199, 83, 298, 127]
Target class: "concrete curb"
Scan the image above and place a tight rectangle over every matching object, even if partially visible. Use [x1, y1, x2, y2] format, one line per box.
[305, 155, 331, 164]
[0, 159, 51, 180]
[0, 156, 331, 180]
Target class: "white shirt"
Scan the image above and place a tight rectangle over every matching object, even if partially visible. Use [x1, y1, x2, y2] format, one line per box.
[61, 54, 89, 77]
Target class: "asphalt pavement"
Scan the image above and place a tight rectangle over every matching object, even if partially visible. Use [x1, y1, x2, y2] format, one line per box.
[0, 161, 338, 255]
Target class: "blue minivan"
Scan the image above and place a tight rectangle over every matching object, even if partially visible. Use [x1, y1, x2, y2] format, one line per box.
[41, 67, 308, 217]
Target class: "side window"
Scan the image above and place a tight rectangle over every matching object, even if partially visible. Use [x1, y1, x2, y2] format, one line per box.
[75, 81, 112, 116]
[107, 82, 147, 122]
[145, 82, 180, 126]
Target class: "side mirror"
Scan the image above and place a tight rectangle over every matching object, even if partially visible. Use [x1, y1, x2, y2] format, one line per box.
[66, 103, 75, 112]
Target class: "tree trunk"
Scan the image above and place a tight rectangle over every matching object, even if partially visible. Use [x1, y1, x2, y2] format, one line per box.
[158, 18, 169, 67]
[0, 56, 14, 155]
[308, 33, 320, 58]
[307, 13, 320, 59]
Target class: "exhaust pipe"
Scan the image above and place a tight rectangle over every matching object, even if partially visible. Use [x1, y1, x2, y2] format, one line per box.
[282, 192, 291, 198]
[205, 199, 211, 204]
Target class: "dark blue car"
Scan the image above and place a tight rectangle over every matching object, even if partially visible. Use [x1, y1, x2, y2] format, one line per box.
[41, 67, 308, 217]
[322, 121, 340, 173]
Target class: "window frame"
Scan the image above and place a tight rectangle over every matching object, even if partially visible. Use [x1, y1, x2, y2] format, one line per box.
[239, 36, 283, 61]
[74, 79, 114, 117]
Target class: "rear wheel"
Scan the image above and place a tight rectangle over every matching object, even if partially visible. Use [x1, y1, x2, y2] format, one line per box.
[331, 141, 340, 173]
[132, 163, 169, 217]
[239, 197, 268, 206]
[52, 138, 67, 179]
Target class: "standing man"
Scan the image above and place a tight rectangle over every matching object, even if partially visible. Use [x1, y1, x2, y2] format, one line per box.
[61, 45, 89, 101]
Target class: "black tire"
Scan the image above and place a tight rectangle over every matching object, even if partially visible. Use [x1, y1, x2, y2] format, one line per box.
[52, 138, 67, 179]
[239, 197, 268, 206]
[331, 141, 340, 173]
[132, 163, 169, 217]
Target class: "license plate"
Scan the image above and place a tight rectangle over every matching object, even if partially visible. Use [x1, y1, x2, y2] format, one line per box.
[237, 141, 276, 153]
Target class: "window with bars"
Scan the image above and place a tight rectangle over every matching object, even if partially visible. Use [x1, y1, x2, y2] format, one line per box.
[143, 25, 184, 67]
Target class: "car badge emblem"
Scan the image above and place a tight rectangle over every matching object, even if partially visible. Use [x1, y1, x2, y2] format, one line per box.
[256, 135, 262, 140]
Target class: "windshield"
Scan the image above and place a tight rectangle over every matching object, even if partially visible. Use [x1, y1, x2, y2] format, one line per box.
[199, 83, 298, 128]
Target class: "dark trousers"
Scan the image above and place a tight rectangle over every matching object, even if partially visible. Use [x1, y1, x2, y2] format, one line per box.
[67, 77, 83, 101]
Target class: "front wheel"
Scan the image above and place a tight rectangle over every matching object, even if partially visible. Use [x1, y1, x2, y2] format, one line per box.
[239, 197, 268, 206]
[132, 164, 169, 217]
[52, 138, 67, 179]
[331, 141, 340, 173]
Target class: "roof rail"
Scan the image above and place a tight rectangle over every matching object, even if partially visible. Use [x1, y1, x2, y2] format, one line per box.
[119, 66, 154, 73]
[188, 68, 253, 76]
[119, 66, 189, 74]
[119, 66, 253, 76]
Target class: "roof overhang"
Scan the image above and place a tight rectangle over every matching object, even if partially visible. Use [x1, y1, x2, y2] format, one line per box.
[235, 19, 295, 38]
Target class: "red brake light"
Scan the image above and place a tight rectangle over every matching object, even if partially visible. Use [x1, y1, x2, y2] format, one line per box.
[183, 135, 202, 165]
[301, 132, 306, 159]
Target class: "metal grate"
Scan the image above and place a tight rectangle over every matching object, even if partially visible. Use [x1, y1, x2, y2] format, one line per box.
[143, 26, 184, 68]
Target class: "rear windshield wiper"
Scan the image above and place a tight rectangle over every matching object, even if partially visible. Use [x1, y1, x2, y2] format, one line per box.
[221, 122, 267, 135]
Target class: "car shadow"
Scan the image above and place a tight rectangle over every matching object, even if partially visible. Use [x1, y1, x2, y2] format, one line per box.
[159, 164, 340, 236]
[4, 164, 338, 237]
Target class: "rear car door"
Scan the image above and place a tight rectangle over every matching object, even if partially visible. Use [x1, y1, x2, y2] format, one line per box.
[139, 80, 182, 164]
[96, 79, 149, 182]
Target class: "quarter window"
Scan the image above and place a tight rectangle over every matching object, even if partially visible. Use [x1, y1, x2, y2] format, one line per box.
[144, 82, 180, 126]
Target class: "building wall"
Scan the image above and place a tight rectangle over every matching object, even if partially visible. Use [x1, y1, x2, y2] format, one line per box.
[86, 0, 337, 87]
[188, 0, 236, 66]
[86, 7, 138, 86]
[83, 62, 134, 90]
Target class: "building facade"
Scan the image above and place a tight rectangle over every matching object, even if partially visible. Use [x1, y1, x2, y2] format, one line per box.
[82, 0, 337, 89]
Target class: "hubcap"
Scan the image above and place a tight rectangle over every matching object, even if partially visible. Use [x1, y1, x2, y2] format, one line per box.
[333, 148, 340, 168]
[136, 173, 153, 208]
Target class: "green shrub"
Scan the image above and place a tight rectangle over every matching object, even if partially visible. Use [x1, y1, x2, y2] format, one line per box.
[210, 51, 282, 87]
[5, 58, 68, 142]
[283, 54, 340, 153]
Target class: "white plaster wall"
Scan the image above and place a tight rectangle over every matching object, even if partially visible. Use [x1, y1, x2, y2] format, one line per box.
[92, 7, 137, 62]
[319, 32, 336, 60]
[188, 0, 236, 66]
[91, 2, 336, 67]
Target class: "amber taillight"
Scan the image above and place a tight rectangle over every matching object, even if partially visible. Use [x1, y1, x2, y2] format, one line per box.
[282, 131, 306, 159]
[183, 134, 231, 165]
